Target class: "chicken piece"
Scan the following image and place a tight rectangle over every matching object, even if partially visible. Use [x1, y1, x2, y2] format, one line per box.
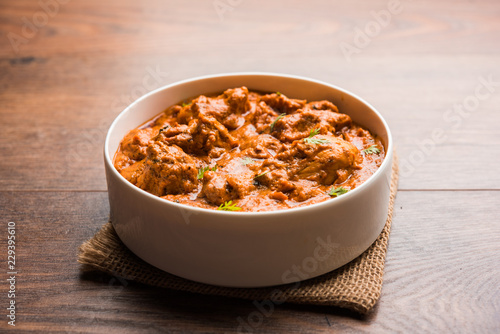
[200, 170, 255, 206]
[240, 134, 283, 159]
[249, 101, 280, 133]
[307, 100, 339, 112]
[163, 104, 183, 118]
[251, 159, 296, 193]
[260, 93, 306, 114]
[177, 87, 250, 130]
[288, 180, 327, 202]
[230, 123, 259, 142]
[160, 113, 238, 158]
[247, 91, 262, 103]
[275, 135, 360, 185]
[135, 142, 198, 196]
[119, 128, 154, 162]
[342, 125, 374, 150]
[272, 108, 352, 142]
[223, 86, 251, 115]
[176, 103, 197, 125]
[199, 172, 231, 206]
[120, 160, 146, 184]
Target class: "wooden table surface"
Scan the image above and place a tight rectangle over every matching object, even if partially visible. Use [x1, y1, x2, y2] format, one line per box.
[1, 0, 499, 332]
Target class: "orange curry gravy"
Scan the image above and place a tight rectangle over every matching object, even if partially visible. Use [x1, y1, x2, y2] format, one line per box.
[113, 87, 385, 212]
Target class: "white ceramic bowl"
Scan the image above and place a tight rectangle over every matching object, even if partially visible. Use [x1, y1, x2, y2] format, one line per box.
[104, 73, 393, 288]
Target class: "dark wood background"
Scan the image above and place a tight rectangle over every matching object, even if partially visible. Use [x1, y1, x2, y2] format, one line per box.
[1, 0, 499, 332]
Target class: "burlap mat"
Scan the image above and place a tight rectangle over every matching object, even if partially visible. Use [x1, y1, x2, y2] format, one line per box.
[79, 154, 398, 314]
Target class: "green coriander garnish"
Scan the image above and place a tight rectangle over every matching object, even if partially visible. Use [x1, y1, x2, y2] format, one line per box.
[254, 171, 270, 179]
[362, 145, 381, 155]
[270, 113, 286, 132]
[240, 157, 254, 166]
[197, 166, 217, 180]
[309, 128, 320, 137]
[328, 186, 349, 197]
[303, 128, 330, 145]
[276, 91, 282, 96]
[181, 102, 191, 107]
[217, 201, 241, 211]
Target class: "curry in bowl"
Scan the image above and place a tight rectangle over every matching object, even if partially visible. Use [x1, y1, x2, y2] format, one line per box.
[113, 87, 385, 212]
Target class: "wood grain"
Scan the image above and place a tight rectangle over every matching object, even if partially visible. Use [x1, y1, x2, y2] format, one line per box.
[1, 55, 499, 191]
[1, 0, 500, 191]
[0, 0, 499, 332]
[0, 191, 498, 333]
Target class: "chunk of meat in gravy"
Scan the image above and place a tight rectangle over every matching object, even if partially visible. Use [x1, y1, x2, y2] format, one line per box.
[160, 113, 238, 158]
[119, 161, 145, 184]
[200, 169, 256, 206]
[113, 87, 385, 211]
[135, 142, 198, 196]
[260, 93, 306, 114]
[251, 136, 360, 202]
[275, 135, 361, 185]
[342, 126, 374, 150]
[199, 171, 232, 206]
[115, 128, 154, 170]
[176, 87, 249, 130]
[223, 87, 251, 115]
[288, 180, 330, 203]
[307, 100, 339, 112]
[250, 102, 280, 133]
[252, 159, 293, 193]
[240, 134, 282, 159]
[272, 108, 352, 142]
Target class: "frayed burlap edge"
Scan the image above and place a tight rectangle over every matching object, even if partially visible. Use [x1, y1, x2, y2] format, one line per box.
[79, 153, 399, 314]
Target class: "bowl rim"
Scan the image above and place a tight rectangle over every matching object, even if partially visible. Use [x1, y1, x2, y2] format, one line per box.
[104, 72, 393, 217]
